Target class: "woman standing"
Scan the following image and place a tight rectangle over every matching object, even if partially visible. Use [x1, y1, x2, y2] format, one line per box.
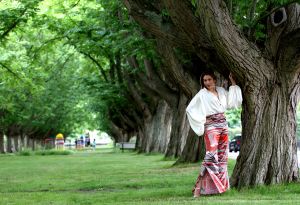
[186, 71, 242, 197]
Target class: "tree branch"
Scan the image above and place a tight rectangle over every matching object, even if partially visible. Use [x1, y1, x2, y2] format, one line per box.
[115, 52, 123, 84]
[124, 70, 152, 121]
[196, 0, 274, 84]
[80, 51, 109, 82]
[123, 0, 193, 50]
[162, 0, 211, 49]
[0, 62, 23, 81]
[156, 39, 199, 98]
[0, 8, 28, 40]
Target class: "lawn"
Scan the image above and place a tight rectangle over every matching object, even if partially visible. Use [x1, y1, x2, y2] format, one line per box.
[0, 149, 299, 205]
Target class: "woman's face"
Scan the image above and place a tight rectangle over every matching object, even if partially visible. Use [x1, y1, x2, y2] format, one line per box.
[203, 75, 216, 90]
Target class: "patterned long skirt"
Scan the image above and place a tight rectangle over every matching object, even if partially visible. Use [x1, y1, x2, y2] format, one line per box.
[192, 113, 229, 197]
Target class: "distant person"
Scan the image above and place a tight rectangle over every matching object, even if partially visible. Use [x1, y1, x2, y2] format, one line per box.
[75, 139, 78, 149]
[186, 71, 242, 197]
[79, 135, 84, 150]
[92, 139, 96, 151]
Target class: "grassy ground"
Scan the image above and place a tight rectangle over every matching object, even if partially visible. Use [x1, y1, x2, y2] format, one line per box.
[0, 149, 299, 205]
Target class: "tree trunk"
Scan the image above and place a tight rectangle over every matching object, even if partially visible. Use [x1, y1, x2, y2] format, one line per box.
[231, 84, 299, 188]
[109, 122, 124, 143]
[6, 135, 13, 153]
[139, 121, 152, 152]
[145, 100, 172, 153]
[29, 138, 35, 151]
[13, 135, 19, 152]
[0, 132, 5, 153]
[136, 127, 143, 151]
[165, 92, 189, 158]
[26, 136, 31, 148]
[20, 132, 25, 151]
[175, 129, 205, 164]
[36, 139, 42, 150]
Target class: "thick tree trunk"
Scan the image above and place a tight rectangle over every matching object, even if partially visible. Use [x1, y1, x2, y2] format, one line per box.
[136, 127, 143, 151]
[26, 136, 31, 148]
[13, 135, 19, 152]
[231, 84, 299, 188]
[109, 122, 124, 143]
[165, 93, 189, 158]
[6, 135, 13, 153]
[29, 138, 35, 151]
[36, 139, 42, 150]
[20, 132, 25, 151]
[139, 120, 152, 152]
[145, 100, 172, 153]
[0, 132, 5, 153]
[175, 129, 205, 164]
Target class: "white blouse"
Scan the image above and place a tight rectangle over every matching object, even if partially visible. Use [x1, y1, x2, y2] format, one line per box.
[186, 85, 243, 136]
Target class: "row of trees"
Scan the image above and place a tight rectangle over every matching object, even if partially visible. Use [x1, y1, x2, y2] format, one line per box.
[0, 0, 97, 152]
[0, 0, 299, 189]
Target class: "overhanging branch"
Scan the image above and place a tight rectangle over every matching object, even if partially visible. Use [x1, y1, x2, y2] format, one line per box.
[0, 62, 23, 81]
[123, 0, 193, 50]
[196, 0, 274, 83]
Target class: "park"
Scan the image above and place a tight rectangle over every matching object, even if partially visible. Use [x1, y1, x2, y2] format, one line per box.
[0, 0, 300, 204]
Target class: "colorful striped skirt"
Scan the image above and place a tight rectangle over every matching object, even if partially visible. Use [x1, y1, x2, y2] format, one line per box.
[192, 113, 229, 197]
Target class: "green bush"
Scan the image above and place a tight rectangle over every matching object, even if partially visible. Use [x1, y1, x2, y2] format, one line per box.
[16, 149, 73, 156]
[18, 150, 32, 156]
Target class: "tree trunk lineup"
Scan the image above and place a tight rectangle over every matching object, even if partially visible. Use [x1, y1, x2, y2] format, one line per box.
[0, 134, 46, 153]
[0, 128, 55, 153]
[111, 53, 204, 161]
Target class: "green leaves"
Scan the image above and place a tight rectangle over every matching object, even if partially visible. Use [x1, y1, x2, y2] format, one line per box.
[0, 0, 104, 137]
[227, 0, 298, 42]
[0, 0, 159, 137]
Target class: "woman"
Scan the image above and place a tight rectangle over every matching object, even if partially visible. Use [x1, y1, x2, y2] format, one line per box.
[186, 71, 242, 197]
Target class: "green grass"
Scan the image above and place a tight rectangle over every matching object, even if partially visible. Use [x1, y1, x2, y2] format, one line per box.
[0, 149, 299, 205]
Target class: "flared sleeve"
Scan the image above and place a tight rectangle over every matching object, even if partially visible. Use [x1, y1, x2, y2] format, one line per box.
[227, 85, 243, 109]
[186, 93, 206, 136]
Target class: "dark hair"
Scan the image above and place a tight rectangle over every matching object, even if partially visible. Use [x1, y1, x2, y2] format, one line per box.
[200, 71, 217, 88]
